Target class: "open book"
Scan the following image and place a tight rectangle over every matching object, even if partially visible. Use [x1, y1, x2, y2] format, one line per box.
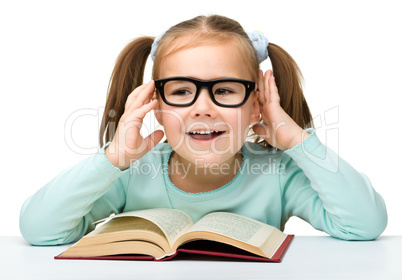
[55, 209, 294, 262]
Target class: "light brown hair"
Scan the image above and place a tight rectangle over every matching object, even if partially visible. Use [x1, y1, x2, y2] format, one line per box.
[99, 15, 314, 148]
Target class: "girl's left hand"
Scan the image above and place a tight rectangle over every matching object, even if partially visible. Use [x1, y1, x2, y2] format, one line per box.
[252, 70, 309, 150]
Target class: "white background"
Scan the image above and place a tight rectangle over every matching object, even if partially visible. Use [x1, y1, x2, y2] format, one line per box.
[1, 0, 401, 236]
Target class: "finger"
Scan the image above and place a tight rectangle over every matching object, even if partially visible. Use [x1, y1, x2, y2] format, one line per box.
[127, 81, 155, 112]
[269, 75, 280, 104]
[257, 70, 265, 104]
[125, 83, 149, 108]
[259, 103, 263, 116]
[252, 122, 271, 140]
[130, 98, 158, 123]
[144, 129, 165, 151]
[264, 70, 272, 103]
[135, 80, 155, 105]
[120, 99, 158, 139]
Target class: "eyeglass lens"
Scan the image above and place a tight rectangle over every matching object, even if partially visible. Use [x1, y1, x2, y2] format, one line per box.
[163, 80, 246, 106]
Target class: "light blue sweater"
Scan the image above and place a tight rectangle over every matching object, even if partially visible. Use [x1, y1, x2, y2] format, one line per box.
[20, 129, 387, 245]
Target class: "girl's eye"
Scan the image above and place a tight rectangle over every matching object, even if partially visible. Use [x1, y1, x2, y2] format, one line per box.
[215, 88, 234, 95]
[172, 89, 193, 96]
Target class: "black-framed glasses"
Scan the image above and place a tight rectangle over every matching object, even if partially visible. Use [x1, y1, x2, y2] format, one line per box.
[154, 76, 256, 108]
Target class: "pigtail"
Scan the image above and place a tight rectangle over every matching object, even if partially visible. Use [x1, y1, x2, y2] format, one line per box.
[99, 36, 154, 147]
[268, 43, 313, 129]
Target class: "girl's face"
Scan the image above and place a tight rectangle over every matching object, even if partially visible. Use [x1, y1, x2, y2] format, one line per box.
[155, 40, 260, 167]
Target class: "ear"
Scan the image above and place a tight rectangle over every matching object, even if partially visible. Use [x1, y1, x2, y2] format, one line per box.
[249, 93, 261, 125]
[153, 95, 164, 126]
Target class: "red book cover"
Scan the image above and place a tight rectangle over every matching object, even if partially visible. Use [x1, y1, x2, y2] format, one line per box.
[55, 235, 294, 262]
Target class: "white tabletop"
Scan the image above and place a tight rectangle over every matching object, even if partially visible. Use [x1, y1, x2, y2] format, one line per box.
[2, 236, 401, 280]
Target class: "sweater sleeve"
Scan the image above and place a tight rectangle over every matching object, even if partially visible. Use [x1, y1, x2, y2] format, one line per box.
[280, 129, 387, 240]
[19, 143, 129, 246]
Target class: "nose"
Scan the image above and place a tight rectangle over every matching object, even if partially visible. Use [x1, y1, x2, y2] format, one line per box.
[191, 88, 216, 118]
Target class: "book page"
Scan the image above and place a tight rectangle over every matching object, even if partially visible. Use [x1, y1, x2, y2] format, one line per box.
[187, 212, 277, 247]
[91, 217, 165, 237]
[99, 209, 194, 245]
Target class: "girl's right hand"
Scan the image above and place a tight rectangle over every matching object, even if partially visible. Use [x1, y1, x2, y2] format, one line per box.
[104, 81, 164, 170]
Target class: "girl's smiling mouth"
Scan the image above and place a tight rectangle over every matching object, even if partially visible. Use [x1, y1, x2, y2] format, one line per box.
[186, 130, 225, 141]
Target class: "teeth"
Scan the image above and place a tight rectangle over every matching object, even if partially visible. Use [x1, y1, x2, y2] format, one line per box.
[189, 130, 219, 134]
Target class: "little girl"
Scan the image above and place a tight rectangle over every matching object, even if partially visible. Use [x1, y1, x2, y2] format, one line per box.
[20, 15, 387, 245]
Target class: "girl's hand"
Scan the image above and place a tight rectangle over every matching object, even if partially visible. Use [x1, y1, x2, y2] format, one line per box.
[252, 70, 308, 150]
[105, 81, 164, 170]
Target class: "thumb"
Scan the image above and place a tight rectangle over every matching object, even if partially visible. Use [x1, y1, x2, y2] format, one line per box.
[252, 123, 270, 139]
[145, 129, 165, 151]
